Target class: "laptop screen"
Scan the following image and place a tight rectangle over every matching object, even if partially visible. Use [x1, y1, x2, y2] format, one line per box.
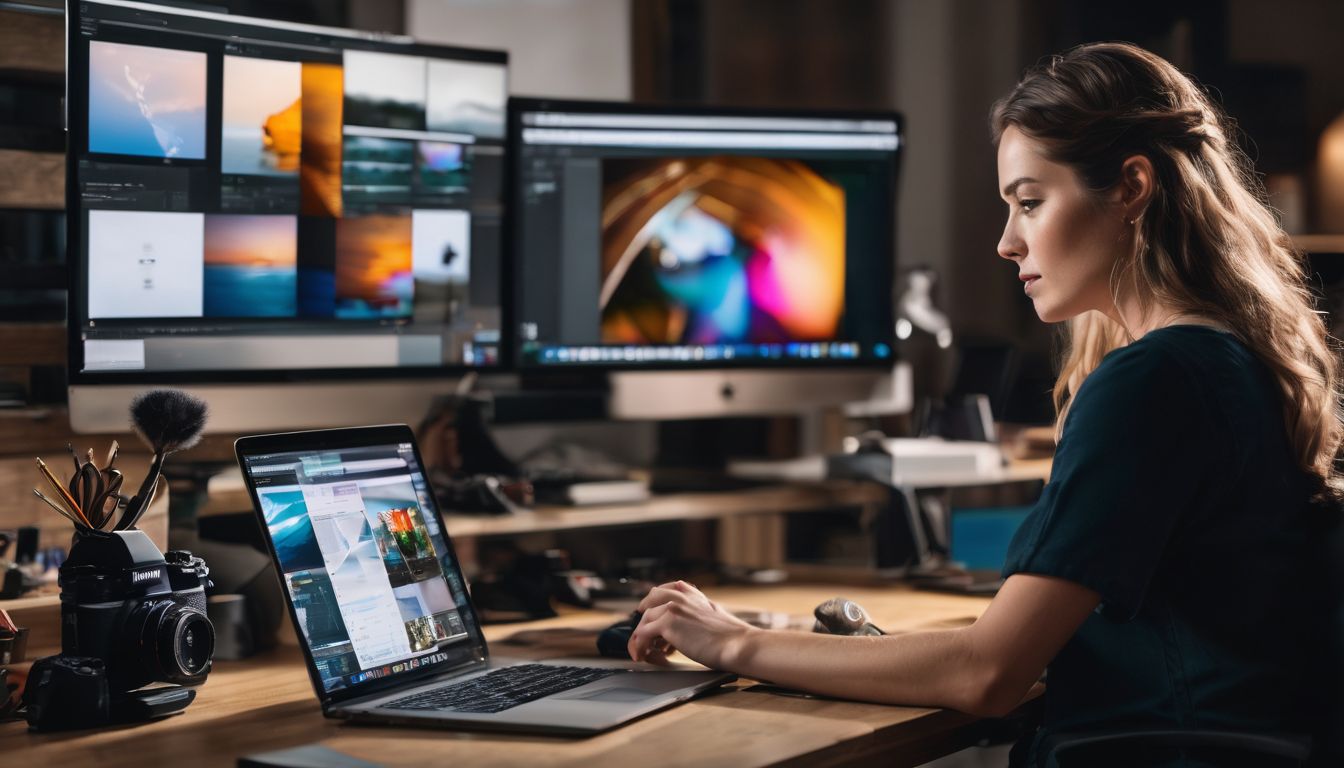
[242, 437, 481, 696]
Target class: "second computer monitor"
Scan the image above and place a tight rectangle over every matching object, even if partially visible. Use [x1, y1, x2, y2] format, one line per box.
[67, 0, 510, 433]
[68, 0, 509, 387]
[508, 99, 900, 372]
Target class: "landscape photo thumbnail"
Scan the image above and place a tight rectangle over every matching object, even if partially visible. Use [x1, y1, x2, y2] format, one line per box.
[88, 40, 207, 159]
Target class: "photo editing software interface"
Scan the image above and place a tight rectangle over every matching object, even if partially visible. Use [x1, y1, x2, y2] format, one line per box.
[512, 103, 900, 368]
[70, 1, 508, 379]
[246, 441, 478, 694]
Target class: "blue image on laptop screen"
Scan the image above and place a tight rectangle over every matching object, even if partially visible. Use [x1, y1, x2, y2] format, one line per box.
[949, 506, 1033, 571]
[246, 442, 477, 693]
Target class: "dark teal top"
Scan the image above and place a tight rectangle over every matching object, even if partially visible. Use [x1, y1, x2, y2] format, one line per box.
[1002, 326, 1331, 765]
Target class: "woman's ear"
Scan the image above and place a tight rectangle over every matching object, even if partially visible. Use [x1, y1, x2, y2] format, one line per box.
[1118, 155, 1155, 223]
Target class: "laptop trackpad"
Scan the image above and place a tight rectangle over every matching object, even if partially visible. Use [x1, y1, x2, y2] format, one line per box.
[564, 687, 658, 703]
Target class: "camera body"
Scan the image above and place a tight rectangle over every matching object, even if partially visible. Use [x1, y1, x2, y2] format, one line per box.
[23, 530, 216, 730]
[59, 529, 215, 691]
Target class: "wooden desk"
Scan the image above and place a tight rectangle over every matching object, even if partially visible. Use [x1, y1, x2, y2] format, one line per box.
[1, 584, 1011, 767]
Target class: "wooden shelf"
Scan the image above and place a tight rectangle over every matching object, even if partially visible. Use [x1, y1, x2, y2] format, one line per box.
[0, 590, 57, 614]
[204, 466, 887, 536]
[443, 481, 888, 537]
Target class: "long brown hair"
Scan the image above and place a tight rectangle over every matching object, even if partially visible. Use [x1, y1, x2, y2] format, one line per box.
[990, 42, 1343, 501]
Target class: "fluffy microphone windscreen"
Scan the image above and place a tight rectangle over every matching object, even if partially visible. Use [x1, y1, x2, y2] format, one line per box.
[130, 389, 209, 454]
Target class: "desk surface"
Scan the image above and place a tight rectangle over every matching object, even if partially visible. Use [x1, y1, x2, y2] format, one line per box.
[2, 584, 1004, 768]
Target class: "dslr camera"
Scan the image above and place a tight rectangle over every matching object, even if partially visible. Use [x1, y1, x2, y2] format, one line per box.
[23, 529, 215, 730]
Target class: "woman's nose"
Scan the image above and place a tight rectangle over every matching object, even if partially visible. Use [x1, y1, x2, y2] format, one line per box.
[997, 224, 1023, 262]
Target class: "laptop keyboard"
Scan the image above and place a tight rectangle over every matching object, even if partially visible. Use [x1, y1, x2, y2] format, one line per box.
[385, 664, 625, 714]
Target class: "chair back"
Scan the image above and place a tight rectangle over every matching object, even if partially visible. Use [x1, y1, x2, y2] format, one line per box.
[1314, 500, 1344, 764]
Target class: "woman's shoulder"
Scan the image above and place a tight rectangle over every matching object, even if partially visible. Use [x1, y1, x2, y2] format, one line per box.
[1083, 327, 1206, 393]
[1068, 325, 1266, 442]
[1063, 327, 1240, 441]
[1089, 325, 1248, 392]
[1053, 330, 1235, 471]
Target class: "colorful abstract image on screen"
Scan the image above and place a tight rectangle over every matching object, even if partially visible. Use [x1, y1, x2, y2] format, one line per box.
[334, 215, 413, 318]
[599, 156, 846, 346]
[222, 56, 302, 176]
[203, 215, 298, 317]
[88, 41, 207, 159]
[361, 479, 440, 586]
[416, 141, 471, 193]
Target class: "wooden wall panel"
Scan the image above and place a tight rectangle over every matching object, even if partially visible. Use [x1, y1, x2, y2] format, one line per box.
[0, 8, 64, 74]
[0, 453, 169, 556]
[0, 322, 64, 366]
[0, 150, 65, 209]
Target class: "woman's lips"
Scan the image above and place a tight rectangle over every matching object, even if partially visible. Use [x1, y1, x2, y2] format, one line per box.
[1021, 275, 1040, 293]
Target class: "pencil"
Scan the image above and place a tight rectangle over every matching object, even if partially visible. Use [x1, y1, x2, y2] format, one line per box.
[36, 457, 93, 528]
[33, 488, 88, 530]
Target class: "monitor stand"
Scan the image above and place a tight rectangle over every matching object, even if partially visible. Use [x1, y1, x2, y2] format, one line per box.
[608, 369, 886, 420]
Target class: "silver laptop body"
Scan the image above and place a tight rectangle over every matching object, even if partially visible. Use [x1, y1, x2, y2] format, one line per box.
[235, 424, 733, 735]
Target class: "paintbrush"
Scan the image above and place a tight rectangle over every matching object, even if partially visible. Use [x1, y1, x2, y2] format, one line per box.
[116, 390, 208, 531]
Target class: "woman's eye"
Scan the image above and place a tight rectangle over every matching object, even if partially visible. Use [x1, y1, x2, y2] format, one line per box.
[1019, 198, 1042, 212]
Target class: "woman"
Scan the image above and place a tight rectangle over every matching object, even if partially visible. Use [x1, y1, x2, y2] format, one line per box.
[628, 43, 1342, 766]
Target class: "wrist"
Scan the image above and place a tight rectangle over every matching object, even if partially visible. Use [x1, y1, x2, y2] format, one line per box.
[721, 625, 762, 673]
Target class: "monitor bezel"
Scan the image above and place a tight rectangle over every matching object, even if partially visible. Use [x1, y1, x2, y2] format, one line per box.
[504, 95, 901, 373]
[66, 0, 511, 386]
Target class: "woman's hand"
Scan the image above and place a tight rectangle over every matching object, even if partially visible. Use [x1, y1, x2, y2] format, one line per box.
[628, 581, 759, 671]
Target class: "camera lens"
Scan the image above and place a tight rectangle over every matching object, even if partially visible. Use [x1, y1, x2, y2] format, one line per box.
[135, 601, 215, 686]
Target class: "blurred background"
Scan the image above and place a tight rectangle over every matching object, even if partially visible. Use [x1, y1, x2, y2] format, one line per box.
[5, 0, 1344, 421]
[2, 4, 1341, 763]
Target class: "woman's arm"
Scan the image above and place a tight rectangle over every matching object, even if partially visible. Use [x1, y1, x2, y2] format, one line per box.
[629, 574, 1100, 717]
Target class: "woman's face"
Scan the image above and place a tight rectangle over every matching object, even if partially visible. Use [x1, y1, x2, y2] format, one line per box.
[996, 126, 1127, 323]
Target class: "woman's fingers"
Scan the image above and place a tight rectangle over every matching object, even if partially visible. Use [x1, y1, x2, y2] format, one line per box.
[629, 602, 673, 661]
[630, 605, 686, 664]
[637, 580, 711, 614]
[630, 581, 726, 664]
[637, 583, 690, 614]
[642, 640, 673, 666]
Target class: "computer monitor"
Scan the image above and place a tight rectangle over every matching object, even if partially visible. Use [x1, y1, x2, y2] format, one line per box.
[507, 98, 901, 418]
[66, 0, 509, 432]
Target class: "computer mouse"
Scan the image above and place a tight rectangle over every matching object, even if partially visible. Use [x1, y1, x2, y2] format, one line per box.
[596, 611, 642, 659]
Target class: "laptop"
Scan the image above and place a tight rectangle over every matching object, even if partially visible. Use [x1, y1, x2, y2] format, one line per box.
[234, 424, 734, 735]
[909, 479, 1042, 595]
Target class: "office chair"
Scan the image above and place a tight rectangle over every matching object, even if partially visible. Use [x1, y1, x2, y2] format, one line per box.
[1036, 502, 1344, 768]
